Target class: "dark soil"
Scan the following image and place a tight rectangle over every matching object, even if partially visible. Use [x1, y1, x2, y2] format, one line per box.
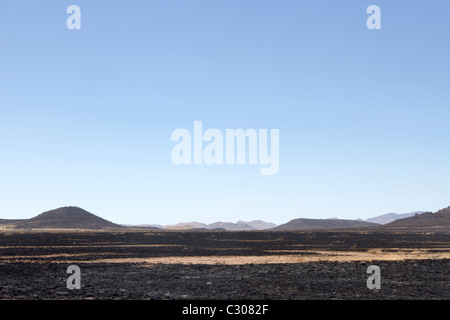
[0, 230, 449, 300]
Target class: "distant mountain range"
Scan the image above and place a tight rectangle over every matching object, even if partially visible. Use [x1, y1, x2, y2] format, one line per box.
[2, 206, 448, 231]
[365, 211, 426, 224]
[148, 211, 428, 231]
[161, 220, 277, 231]
[272, 218, 377, 231]
[381, 206, 450, 230]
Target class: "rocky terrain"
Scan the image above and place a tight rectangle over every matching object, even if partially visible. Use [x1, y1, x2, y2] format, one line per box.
[1, 206, 449, 301]
[0, 229, 449, 300]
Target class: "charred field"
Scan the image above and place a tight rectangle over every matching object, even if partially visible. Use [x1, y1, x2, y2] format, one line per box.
[0, 229, 449, 300]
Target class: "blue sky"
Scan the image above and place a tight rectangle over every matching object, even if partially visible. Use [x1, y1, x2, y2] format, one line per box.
[1, 0, 449, 225]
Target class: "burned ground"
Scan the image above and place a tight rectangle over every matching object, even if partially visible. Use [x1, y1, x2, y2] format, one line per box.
[0, 230, 449, 299]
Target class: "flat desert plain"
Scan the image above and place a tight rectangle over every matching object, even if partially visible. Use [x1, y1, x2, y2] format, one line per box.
[0, 229, 449, 299]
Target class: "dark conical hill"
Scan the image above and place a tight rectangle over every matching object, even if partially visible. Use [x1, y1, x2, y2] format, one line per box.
[14, 206, 122, 229]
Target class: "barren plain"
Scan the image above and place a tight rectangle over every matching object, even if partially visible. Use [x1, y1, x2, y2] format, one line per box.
[0, 229, 449, 299]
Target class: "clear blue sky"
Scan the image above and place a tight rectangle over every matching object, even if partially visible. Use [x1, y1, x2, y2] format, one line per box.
[1, 0, 449, 225]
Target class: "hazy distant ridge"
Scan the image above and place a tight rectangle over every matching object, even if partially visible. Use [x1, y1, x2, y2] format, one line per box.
[163, 220, 277, 230]
[365, 211, 426, 225]
[272, 218, 378, 231]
